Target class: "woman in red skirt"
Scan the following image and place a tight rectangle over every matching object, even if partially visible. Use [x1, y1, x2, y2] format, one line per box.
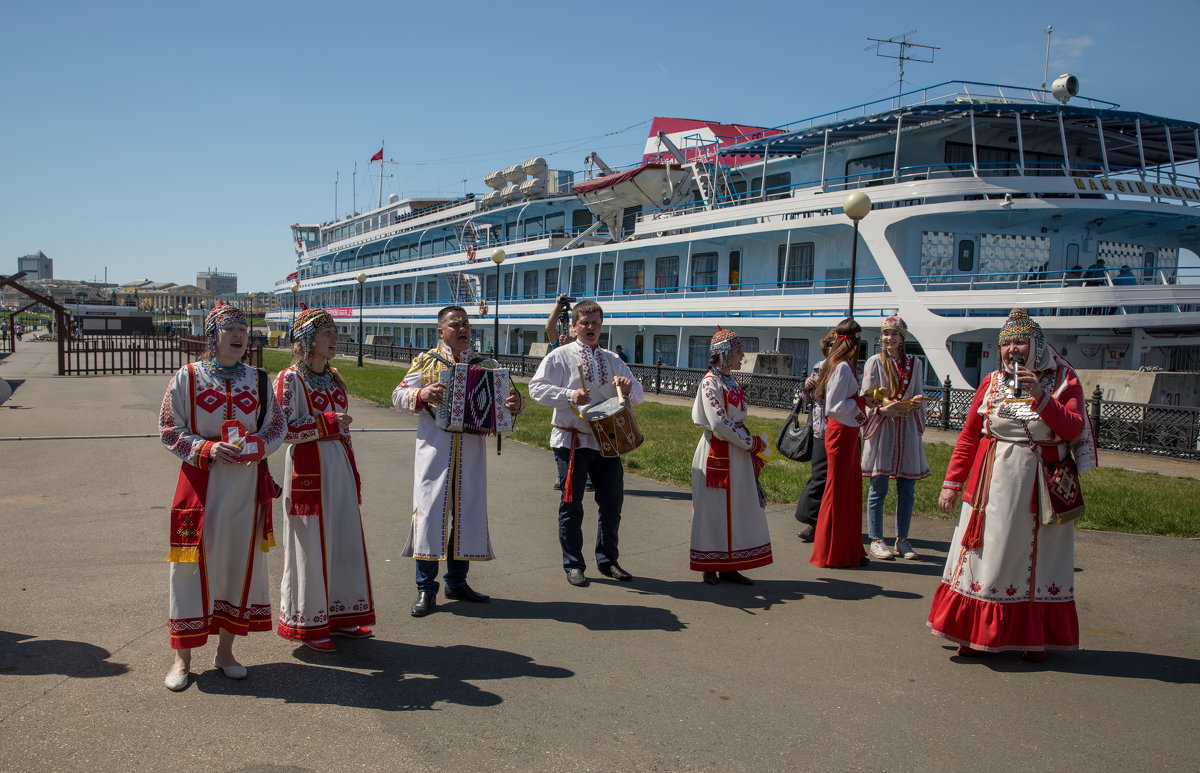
[810, 319, 877, 568]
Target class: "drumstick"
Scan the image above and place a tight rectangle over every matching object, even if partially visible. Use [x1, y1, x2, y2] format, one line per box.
[576, 364, 588, 405]
[616, 377, 626, 407]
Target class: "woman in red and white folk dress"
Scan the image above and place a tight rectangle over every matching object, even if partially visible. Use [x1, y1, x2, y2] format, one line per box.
[929, 308, 1096, 661]
[273, 308, 375, 652]
[159, 304, 285, 691]
[689, 327, 772, 585]
[810, 318, 879, 569]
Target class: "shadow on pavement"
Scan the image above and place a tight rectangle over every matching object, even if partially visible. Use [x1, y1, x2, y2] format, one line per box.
[0, 630, 129, 678]
[940, 644, 1200, 683]
[443, 598, 686, 632]
[619, 576, 923, 612]
[194, 639, 573, 710]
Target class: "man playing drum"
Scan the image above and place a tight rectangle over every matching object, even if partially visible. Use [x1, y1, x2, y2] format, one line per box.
[529, 300, 645, 587]
[392, 306, 524, 617]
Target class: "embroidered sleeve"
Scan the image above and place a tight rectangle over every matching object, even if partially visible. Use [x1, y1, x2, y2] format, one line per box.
[1035, 377, 1086, 440]
[159, 365, 208, 467]
[700, 376, 753, 449]
[275, 369, 319, 444]
[944, 374, 990, 487]
[528, 350, 575, 407]
[392, 352, 430, 413]
[257, 377, 287, 455]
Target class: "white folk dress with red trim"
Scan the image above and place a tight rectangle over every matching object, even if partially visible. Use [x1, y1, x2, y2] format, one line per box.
[860, 353, 930, 480]
[159, 360, 285, 649]
[274, 366, 375, 642]
[688, 370, 773, 572]
[927, 370, 1084, 652]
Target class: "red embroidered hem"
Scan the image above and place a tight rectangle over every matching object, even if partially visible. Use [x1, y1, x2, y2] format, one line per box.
[277, 611, 376, 641]
[926, 582, 1079, 652]
[689, 551, 773, 572]
[169, 607, 273, 650]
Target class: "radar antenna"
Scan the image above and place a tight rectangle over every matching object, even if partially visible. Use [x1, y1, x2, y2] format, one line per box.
[866, 31, 940, 99]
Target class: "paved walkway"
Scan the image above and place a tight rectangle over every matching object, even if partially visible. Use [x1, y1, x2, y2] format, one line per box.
[1, 341, 1197, 772]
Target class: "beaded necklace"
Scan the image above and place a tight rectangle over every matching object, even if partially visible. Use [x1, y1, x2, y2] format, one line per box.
[205, 358, 244, 377]
[301, 363, 335, 391]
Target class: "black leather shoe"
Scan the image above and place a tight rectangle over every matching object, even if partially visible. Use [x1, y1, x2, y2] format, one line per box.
[566, 568, 589, 587]
[718, 571, 754, 585]
[702, 571, 720, 585]
[797, 525, 815, 542]
[410, 591, 437, 617]
[598, 562, 633, 581]
[444, 584, 490, 603]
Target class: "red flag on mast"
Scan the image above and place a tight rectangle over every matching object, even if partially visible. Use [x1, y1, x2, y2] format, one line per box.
[369, 147, 383, 163]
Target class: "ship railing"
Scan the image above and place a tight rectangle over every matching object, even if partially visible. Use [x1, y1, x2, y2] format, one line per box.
[910, 266, 1198, 295]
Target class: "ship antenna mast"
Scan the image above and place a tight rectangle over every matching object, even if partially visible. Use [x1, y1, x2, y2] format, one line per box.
[1041, 25, 1054, 92]
[866, 31, 940, 101]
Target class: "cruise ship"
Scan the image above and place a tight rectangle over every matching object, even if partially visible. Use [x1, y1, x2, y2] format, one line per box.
[270, 76, 1200, 388]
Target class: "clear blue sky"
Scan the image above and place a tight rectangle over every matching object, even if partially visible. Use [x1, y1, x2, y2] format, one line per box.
[3, 0, 1199, 291]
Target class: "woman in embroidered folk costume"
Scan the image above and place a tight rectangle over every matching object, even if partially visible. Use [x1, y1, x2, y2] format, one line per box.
[860, 315, 930, 561]
[158, 302, 285, 691]
[928, 308, 1096, 661]
[689, 327, 773, 585]
[810, 318, 878, 568]
[273, 308, 374, 652]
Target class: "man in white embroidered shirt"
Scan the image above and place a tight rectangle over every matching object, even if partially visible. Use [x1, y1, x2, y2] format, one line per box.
[529, 300, 645, 587]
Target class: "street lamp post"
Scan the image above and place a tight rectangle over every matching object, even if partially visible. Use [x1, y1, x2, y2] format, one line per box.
[490, 248, 506, 355]
[356, 273, 367, 367]
[843, 191, 873, 319]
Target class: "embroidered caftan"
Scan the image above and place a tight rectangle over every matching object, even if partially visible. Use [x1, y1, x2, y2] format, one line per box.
[927, 367, 1089, 652]
[273, 366, 374, 642]
[159, 360, 285, 649]
[688, 369, 772, 572]
[810, 361, 869, 568]
[860, 353, 930, 480]
[392, 344, 504, 562]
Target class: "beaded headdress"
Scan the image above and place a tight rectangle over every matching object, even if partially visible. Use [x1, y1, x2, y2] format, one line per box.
[710, 326, 742, 368]
[204, 301, 247, 357]
[998, 307, 1045, 366]
[293, 307, 337, 366]
[881, 314, 908, 339]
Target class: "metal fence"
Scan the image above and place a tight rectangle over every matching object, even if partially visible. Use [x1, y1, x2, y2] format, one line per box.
[59, 334, 262, 375]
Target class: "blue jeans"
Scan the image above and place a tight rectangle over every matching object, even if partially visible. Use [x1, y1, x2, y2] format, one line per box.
[554, 446, 623, 570]
[867, 476, 915, 540]
[415, 558, 468, 593]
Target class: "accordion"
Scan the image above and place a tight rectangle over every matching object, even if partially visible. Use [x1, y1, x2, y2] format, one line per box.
[435, 363, 514, 436]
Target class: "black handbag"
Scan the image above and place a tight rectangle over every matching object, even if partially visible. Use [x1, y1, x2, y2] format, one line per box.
[776, 394, 814, 463]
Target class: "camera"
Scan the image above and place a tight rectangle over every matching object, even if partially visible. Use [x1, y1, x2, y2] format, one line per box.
[558, 295, 576, 306]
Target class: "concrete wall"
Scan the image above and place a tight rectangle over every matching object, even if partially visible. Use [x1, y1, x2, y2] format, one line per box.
[1076, 369, 1200, 407]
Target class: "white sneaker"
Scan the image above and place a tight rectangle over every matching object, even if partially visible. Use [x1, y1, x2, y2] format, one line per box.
[869, 539, 893, 560]
[894, 538, 918, 560]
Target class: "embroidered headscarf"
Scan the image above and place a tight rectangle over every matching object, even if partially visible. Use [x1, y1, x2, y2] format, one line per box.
[881, 314, 908, 339]
[293, 307, 336, 365]
[204, 301, 247, 357]
[998, 307, 1047, 370]
[710, 326, 742, 369]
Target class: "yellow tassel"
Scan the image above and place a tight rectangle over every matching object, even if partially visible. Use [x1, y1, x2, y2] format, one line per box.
[167, 546, 199, 563]
[261, 534, 276, 552]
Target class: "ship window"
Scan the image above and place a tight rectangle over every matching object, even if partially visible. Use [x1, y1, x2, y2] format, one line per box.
[652, 334, 677, 366]
[415, 282, 425, 303]
[545, 212, 565, 237]
[778, 338, 810, 377]
[747, 172, 793, 200]
[428, 280, 437, 304]
[691, 252, 717, 289]
[958, 240, 975, 272]
[688, 336, 710, 368]
[623, 259, 645, 295]
[654, 256, 679, 293]
[544, 267, 559, 297]
[728, 250, 741, 290]
[598, 262, 614, 294]
[740, 337, 760, 353]
[523, 216, 542, 237]
[621, 205, 642, 236]
[777, 243, 815, 287]
[571, 265, 587, 295]
[523, 270, 538, 299]
[403, 284, 412, 304]
[572, 209, 594, 233]
[485, 274, 496, 300]
[845, 152, 893, 185]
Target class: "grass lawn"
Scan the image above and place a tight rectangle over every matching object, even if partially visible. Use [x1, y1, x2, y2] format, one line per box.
[262, 349, 1200, 538]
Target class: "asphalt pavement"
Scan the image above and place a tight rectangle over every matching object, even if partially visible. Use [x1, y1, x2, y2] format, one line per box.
[1, 341, 1197, 773]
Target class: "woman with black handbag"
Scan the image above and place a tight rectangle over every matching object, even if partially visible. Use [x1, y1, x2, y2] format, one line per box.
[791, 331, 835, 542]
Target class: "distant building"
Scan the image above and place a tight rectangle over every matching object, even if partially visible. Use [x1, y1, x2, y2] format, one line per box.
[17, 251, 53, 280]
[196, 269, 237, 296]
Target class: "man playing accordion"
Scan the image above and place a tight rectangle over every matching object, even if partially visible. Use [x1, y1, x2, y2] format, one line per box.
[392, 305, 524, 617]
